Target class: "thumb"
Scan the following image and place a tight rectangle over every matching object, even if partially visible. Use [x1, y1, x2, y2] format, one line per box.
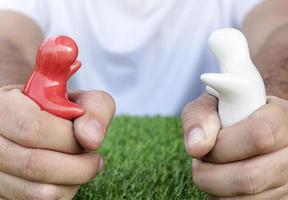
[69, 90, 116, 151]
[181, 93, 220, 158]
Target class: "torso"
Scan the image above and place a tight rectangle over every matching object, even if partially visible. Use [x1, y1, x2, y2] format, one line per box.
[20, 0, 262, 115]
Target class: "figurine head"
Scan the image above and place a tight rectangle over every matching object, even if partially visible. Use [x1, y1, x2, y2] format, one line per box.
[36, 36, 79, 75]
[209, 28, 251, 73]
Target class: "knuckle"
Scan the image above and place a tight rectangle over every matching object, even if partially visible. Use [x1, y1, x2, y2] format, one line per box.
[206, 113, 220, 128]
[248, 118, 275, 154]
[182, 101, 195, 116]
[181, 102, 195, 130]
[78, 168, 96, 184]
[182, 101, 201, 125]
[1, 89, 20, 111]
[191, 162, 202, 189]
[90, 90, 116, 113]
[183, 110, 219, 135]
[16, 113, 41, 147]
[0, 84, 19, 91]
[74, 156, 99, 184]
[185, 99, 203, 113]
[27, 185, 61, 200]
[264, 104, 287, 126]
[22, 150, 46, 180]
[92, 90, 114, 103]
[7, 88, 21, 97]
[97, 91, 115, 107]
[6, 89, 30, 108]
[267, 104, 286, 116]
[84, 162, 98, 182]
[192, 173, 201, 190]
[182, 100, 201, 121]
[83, 157, 100, 183]
[0, 137, 12, 157]
[181, 95, 219, 133]
[207, 149, 221, 163]
[237, 164, 264, 195]
[208, 197, 226, 200]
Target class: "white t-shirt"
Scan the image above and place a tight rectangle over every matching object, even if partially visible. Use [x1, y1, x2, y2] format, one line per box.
[0, 0, 262, 115]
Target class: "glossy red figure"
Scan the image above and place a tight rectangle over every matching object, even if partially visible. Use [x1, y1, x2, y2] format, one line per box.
[24, 36, 85, 120]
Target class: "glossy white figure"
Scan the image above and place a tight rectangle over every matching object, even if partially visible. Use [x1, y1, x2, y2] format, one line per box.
[201, 28, 266, 127]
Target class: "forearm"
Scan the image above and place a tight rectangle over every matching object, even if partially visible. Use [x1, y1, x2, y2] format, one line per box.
[252, 24, 288, 100]
[0, 39, 32, 86]
[0, 11, 44, 87]
[242, 0, 288, 99]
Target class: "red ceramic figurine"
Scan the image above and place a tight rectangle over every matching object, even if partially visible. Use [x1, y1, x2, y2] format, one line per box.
[24, 36, 85, 120]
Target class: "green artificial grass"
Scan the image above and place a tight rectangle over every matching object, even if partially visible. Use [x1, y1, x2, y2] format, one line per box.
[74, 116, 207, 200]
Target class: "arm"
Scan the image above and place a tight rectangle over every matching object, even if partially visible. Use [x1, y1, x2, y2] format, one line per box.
[183, 1, 288, 199]
[242, 0, 288, 99]
[0, 10, 116, 200]
[0, 10, 43, 86]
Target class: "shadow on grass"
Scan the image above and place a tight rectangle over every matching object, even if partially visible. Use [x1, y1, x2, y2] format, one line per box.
[74, 116, 207, 200]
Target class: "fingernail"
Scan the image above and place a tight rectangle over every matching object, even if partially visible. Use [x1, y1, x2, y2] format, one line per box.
[84, 119, 104, 146]
[185, 127, 205, 151]
[98, 158, 104, 171]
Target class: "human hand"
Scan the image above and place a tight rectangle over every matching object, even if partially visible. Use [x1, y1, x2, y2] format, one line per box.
[182, 93, 288, 199]
[0, 85, 115, 200]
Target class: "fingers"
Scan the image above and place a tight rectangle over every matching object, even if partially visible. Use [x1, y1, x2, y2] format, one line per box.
[70, 90, 116, 151]
[0, 135, 104, 185]
[209, 184, 288, 200]
[205, 97, 288, 163]
[192, 147, 288, 197]
[267, 96, 288, 107]
[182, 93, 221, 158]
[0, 171, 79, 200]
[0, 87, 117, 153]
[0, 87, 82, 154]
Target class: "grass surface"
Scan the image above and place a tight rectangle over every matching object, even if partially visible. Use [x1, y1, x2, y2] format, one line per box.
[74, 116, 207, 200]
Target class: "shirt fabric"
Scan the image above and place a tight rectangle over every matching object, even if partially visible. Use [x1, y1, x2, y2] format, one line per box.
[0, 0, 262, 115]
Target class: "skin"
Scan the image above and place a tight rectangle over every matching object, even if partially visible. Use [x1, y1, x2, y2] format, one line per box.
[182, 0, 288, 199]
[0, 11, 116, 200]
[0, 0, 287, 199]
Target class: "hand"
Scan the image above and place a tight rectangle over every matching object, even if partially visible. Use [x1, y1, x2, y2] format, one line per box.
[182, 93, 288, 199]
[0, 85, 115, 200]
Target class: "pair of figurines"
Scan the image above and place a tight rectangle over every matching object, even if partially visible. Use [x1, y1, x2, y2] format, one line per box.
[24, 29, 266, 127]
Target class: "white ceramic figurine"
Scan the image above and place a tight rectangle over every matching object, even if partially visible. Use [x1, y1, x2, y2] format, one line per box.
[201, 28, 266, 127]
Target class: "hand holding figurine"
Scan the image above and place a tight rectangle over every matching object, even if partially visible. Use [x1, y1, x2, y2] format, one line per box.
[0, 37, 115, 199]
[182, 29, 288, 199]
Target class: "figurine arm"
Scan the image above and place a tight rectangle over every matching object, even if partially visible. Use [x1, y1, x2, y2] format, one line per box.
[200, 73, 248, 95]
[67, 61, 81, 80]
[0, 11, 43, 86]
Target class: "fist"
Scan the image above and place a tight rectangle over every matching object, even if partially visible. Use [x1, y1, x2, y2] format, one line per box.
[0, 85, 115, 200]
[182, 93, 288, 199]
